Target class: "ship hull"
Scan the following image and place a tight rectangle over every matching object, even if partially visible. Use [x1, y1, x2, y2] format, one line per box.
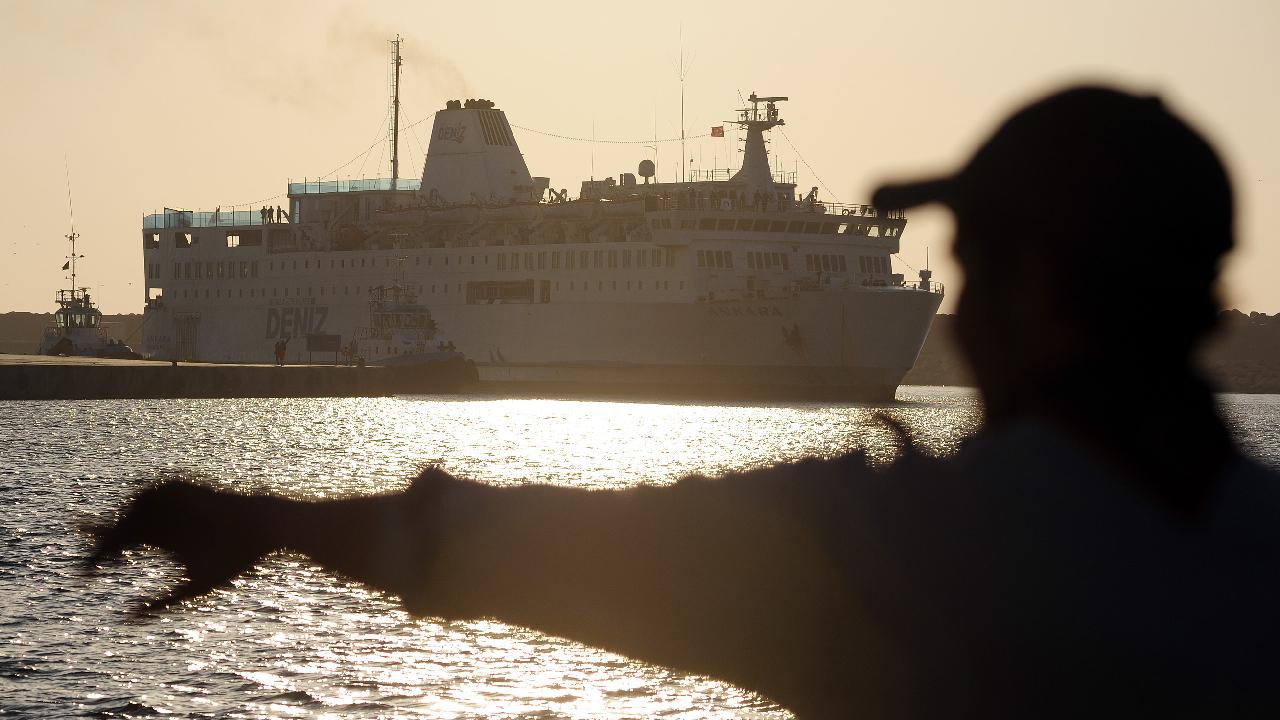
[144, 284, 940, 401]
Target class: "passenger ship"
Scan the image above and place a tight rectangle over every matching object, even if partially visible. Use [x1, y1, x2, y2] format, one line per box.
[140, 77, 942, 399]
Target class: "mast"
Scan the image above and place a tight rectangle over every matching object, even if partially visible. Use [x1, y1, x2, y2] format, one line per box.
[68, 230, 79, 293]
[390, 35, 403, 191]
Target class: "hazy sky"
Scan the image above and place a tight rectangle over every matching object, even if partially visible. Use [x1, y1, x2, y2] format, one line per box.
[2, 0, 1277, 315]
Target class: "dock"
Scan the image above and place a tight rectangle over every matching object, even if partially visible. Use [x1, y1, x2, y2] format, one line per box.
[0, 354, 477, 400]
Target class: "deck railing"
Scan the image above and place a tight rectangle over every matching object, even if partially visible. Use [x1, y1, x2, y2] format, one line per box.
[143, 208, 293, 230]
[287, 178, 422, 195]
[639, 194, 904, 219]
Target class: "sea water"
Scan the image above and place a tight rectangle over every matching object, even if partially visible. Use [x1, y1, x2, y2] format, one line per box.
[1, 387, 1276, 718]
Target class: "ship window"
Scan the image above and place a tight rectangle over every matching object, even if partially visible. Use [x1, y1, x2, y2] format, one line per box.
[538, 252, 546, 270]
[498, 254, 506, 270]
[650, 219, 659, 229]
[608, 250, 617, 268]
[252, 262, 258, 278]
[581, 251, 589, 268]
[838, 223, 850, 234]
[593, 251, 603, 268]
[869, 225, 881, 237]
[748, 253, 756, 270]
[566, 252, 575, 270]
[698, 218, 716, 230]
[821, 223, 838, 234]
[839, 255, 848, 271]
[697, 250, 705, 267]
[781, 254, 789, 271]
[552, 252, 561, 270]
[226, 233, 240, 248]
[785, 221, 802, 233]
[681, 218, 696, 229]
[821, 255, 831, 271]
[146, 233, 160, 249]
[622, 250, 631, 268]
[216, 262, 225, 278]
[859, 256, 866, 272]
[752, 219, 769, 232]
[769, 221, 786, 232]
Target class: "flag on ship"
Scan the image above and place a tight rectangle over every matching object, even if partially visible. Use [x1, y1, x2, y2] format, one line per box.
[710, 126, 724, 137]
[61, 261, 70, 270]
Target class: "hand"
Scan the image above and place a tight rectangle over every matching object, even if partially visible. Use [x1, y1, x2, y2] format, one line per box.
[85, 480, 280, 615]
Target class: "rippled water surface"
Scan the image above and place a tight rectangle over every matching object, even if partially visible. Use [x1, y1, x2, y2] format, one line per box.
[1, 387, 1276, 718]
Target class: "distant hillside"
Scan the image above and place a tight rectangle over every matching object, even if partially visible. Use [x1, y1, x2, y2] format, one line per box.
[903, 310, 1280, 394]
[0, 312, 146, 355]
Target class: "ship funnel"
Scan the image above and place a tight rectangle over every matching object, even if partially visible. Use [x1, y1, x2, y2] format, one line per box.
[420, 99, 536, 204]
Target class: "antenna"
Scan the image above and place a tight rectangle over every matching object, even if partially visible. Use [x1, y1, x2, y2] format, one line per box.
[64, 156, 80, 293]
[389, 35, 403, 191]
[677, 28, 690, 184]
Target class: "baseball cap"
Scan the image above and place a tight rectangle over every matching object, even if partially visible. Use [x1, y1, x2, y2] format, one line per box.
[872, 86, 1234, 268]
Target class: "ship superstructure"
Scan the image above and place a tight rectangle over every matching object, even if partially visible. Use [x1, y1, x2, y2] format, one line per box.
[139, 47, 941, 398]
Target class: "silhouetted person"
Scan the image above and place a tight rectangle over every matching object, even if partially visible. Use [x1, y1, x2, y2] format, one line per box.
[87, 87, 1280, 718]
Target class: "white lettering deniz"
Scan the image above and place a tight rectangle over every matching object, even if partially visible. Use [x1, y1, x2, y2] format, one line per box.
[265, 307, 328, 338]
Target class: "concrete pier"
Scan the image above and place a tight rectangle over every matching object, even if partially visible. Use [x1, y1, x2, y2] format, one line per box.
[0, 354, 477, 400]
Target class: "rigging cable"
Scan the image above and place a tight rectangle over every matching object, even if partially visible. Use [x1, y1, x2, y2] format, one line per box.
[510, 124, 711, 145]
[779, 128, 842, 204]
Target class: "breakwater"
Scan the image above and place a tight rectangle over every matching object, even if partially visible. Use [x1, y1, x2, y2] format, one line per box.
[0, 355, 477, 400]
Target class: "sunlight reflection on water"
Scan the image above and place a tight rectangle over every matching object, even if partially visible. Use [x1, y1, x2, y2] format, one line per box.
[0, 388, 1273, 717]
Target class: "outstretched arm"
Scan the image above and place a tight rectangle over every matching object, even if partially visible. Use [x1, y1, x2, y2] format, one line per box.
[88, 459, 880, 715]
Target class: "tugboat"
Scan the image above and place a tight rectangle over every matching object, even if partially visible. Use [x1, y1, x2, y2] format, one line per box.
[348, 259, 458, 367]
[38, 226, 140, 359]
